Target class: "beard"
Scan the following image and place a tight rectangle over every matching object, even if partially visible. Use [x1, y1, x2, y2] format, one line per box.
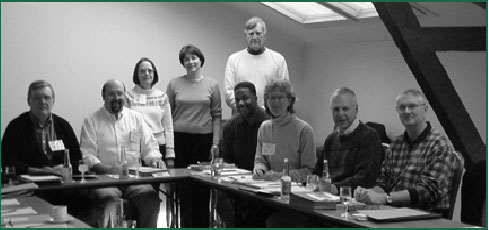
[110, 99, 124, 113]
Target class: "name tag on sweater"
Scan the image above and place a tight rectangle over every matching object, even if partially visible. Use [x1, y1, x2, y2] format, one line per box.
[48, 140, 65, 151]
[262, 143, 275, 156]
[136, 94, 147, 104]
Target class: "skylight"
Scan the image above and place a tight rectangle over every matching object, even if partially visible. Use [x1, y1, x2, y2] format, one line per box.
[261, 2, 378, 23]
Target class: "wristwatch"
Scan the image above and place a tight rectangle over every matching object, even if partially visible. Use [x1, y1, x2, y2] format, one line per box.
[386, 193, 393, 204]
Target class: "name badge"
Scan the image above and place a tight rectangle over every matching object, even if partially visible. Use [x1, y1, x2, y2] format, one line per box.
[48, 140, 65, 151]
[262, 143, 275, 156]
[136, 94, 147, 104]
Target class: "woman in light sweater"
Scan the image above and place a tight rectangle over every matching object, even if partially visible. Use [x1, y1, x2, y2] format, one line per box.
[167, 45, 222, 168]
[126, 57, 175, 167]
[253, 80, 316, 183]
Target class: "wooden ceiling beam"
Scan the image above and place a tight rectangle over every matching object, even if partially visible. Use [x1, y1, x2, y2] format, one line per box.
[373, 2, 486, 166]
[422, 27, 486, 51]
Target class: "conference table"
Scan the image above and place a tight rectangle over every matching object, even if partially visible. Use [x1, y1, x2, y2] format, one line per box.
[8, 168, 476, 228]
[193, 175, 475, 228]
[1, 196, 91, 228]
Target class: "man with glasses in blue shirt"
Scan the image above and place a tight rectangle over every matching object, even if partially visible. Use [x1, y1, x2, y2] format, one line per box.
[357, 89, 460, 217]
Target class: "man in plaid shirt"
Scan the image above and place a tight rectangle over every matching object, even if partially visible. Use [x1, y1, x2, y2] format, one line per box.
[357, 89, 459, 217]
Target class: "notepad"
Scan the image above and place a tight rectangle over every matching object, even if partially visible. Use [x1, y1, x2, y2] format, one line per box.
[1, 199, 20, 206]
[19, 175, 62, 183]
[358, 208, 440, 221]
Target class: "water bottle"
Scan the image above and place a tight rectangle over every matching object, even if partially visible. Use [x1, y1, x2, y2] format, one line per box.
[62, 149, 72, 183]
[281, 158, 291, 200]
[120, 147, 129, 179]
[320, 159, 332, 193]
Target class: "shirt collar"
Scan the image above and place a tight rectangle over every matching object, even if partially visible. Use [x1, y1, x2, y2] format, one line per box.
[403, 121, 432, 143]
[341, 119, 360, 135]
[29, 112, 53, 129]
[237, 108, 266, 126]
[102, 106, 124, 121]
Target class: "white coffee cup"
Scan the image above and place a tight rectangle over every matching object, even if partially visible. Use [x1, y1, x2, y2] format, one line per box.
[52, 205, 67, 222]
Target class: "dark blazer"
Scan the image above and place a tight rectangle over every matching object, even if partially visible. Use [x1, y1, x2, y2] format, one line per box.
[1, 112, 82, 175]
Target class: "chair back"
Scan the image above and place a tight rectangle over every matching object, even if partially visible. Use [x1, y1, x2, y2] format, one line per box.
[448, 151, 464, 219]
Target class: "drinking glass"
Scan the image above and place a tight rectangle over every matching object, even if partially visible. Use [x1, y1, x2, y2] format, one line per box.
[215, 158, 224, 176]
[133, 155, 142, 179]
[340, 186, 352, 218]
[306, 175, 319, 191]
[4, 166, 16, 186]
[78, 160, 89, 183]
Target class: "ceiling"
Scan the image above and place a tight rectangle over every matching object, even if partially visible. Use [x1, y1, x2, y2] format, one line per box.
[224, 2, 486, 45]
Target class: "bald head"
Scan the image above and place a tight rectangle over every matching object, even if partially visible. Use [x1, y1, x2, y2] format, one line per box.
[102, 79, 126, 114]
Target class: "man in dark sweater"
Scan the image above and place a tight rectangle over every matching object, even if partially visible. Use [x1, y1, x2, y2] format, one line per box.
[314, 87, 383, 192]
[221, 81, 268, 170]
[218, 82, 271, 227]
[1, 80, 84, 213]
[2, 80, 82, 176]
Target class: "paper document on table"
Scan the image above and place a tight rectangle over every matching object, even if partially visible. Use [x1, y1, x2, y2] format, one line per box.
[19, 175, 62, 183]
[1, 199, 20, 206]
[257, 184, 306, 193]
[152, 172, 170, 177]
[220, 169, 252, 176]
[1, 183, 38, 194]
[306, 192, 340, 201]
[1, 207, 37, 216]
[358, 209, 440, 221]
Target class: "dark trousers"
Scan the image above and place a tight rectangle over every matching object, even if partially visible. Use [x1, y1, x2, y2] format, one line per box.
[174, 132, 213, 227]
[174, 132, 213, 168]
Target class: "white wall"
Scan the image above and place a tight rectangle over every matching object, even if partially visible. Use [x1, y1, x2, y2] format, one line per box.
[1, 2, 305, 138]
[1, 2, 485, 148]
[302, 40, 486, 146]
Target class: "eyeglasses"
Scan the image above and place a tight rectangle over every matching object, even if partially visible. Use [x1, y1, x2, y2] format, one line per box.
[139, 69, 153, 74]
[30, 95, 53, 102]
[396, 103, 425, 111]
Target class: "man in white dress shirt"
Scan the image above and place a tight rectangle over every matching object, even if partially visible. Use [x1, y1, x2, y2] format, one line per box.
[80, 79, 163, 227]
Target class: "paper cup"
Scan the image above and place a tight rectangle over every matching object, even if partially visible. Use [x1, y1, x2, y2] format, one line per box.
[52, 205, 67, 222]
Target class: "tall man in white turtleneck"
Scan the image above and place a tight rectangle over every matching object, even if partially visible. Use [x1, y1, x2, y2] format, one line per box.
[224, 17, 289, 115]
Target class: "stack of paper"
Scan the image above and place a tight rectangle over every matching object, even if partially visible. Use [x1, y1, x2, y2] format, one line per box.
[1, 183, 38, 195]
[18, 175, 62, 184]
[358, 209, 440, 221]
[290, 192, 340, 210]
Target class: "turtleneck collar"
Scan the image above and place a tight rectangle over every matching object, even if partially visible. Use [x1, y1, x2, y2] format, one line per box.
[271, 113, 293, 127]
[134, 85, 154, 94]
[247, 47, 265, 55]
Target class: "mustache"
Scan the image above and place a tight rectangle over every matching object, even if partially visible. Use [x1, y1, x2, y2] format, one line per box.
[110, 99, 124, 113]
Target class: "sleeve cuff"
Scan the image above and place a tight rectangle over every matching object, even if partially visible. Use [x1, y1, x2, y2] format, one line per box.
[408, 189, 419, 206]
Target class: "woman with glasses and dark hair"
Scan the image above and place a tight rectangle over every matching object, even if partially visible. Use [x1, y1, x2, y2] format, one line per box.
[126, 57, 175, 167]
[253, 80, 316, 183]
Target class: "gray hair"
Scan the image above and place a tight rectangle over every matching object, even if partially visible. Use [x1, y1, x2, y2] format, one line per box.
[330, 87, 357, 105]
[244, 17, 267, 34]
[28, 80, 55, 99]
[396, 89, 427, 104]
